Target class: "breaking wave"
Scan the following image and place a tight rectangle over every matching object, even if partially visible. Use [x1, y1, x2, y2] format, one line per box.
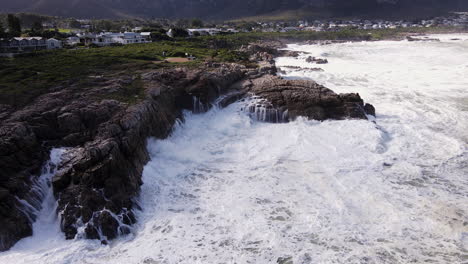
[1, 34, 467, 264]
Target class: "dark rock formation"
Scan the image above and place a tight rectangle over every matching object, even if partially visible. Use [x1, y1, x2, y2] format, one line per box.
[278, 66, 324, 74]
[240, 75, 375, 122]
[239, 43, 287, 76]
[0, 123, 45, 251]
[0, 51, 375, 250]
[55, 65, 247, 241]
[306, 56, 329, 64]
[0, 64, 247, 249]
[238, 43, 373, 122]
[406, 36, 441, 42]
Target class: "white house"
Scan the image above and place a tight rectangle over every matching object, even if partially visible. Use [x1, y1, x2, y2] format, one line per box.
[187, 28, 237, 37]
[304, 26, 323, 32]
[66, 36, 81, 45]
[47, 38, 63, 49]
[75, 32, 152, 46]
[280, 27, 300, 32]
[187, 29, 214, 36]
[167, 29, 175, 38]
[187, 28, 222, 36]
[119, 32, 150, 44]
[140, 32, 152, 41]
[0, 37, 47, 52]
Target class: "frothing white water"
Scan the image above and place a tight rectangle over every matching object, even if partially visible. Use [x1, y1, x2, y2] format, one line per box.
[0, 35, 467, 264]
[3, 149, 67, 253]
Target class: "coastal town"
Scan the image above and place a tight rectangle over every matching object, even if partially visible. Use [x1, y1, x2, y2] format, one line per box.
[260, 12, 468, 32]
[0, 11, 467, 54]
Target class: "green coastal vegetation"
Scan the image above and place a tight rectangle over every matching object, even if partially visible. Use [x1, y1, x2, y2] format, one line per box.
[0, 25, 465, 107]
[0, 37, 249, 107]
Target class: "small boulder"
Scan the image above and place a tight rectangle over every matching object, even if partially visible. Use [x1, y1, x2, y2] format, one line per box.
[306, 56, 328, 64]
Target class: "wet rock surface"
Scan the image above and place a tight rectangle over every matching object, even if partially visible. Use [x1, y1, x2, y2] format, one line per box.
[306, 56, 329, 64]
[406, 36, 440, 42]
[0, 44, 375, 250]
[240, 75, 375, 121]
[0, 64, 247, 249]
[0, 123, 45, 251]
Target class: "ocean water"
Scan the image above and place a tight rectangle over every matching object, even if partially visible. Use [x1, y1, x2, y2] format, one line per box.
[0, 35, 467, 264]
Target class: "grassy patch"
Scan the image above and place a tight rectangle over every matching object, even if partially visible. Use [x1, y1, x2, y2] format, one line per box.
[208, 26, 466, 44]
[101, 74, 146, 104]
[45, 28, 73, 33]
[0, 40, 247, 107]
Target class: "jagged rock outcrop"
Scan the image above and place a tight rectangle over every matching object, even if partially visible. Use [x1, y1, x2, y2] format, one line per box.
[52, 96, 177, 240]
[306, 56, 329, 64]
[0, 55, 375, 250]
[278, 66, 324, 75]
[0, 64, 247, 249]
[240, 75, 375, 122]
[1, 82, 133, 250]
[240, 41, 301, 59]
[239, 42, 293, 76]
[0, 123, 46, 251]
[406, 36, 441, 42]
[55, 65, 247, 241]
[238, 43, 374, 121]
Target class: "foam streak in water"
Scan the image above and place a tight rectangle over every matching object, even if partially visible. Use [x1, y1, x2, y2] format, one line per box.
[5, 149, 66, 252]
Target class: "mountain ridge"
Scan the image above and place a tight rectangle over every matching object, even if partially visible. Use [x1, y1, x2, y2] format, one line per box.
[0, 0, 467, 20]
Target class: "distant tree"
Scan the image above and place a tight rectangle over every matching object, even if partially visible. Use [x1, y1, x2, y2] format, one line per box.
[31, 21, 44, 35]
[100, 20, 113, 32]
[175, 19, 189, 28]
[147, 22, 163, 29]
[151, 31, 172, 41]
[0, 21, 6, 38]
[69, 19, 82, 29]
[40, 28, 66, 40]
[145, 28, 171, 41]
[171, 28, 189, 38]
[191, 18, 204, 28]
[93, 20, 115, 32]
[237, 22, 256, 32]
[106, 21, 115, 31]
[7, 14, 22, 37]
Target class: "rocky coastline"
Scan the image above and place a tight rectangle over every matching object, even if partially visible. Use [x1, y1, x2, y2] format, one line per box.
[0, 42, 375, 250]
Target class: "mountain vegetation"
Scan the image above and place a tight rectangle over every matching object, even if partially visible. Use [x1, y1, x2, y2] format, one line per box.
[7, 14, 22, 37]
[1, 0, 467, 20]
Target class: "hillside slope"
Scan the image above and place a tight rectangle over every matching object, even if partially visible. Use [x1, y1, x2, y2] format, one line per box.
[0, 0, 467, 20]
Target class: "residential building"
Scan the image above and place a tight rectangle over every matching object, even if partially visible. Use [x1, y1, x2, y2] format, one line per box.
[118, 32, 151, 44]
[186, 28, 237, 37]
[47, 38, 63, 49]
[280, 27, 300, 32]
[75, 32, 152, 46]
[66, 36, 81, 45]
[0, 37, 47, 52]
[141, 32, 152, 41]
[187, 28, 222, 36]
[1, 37, 63, 52]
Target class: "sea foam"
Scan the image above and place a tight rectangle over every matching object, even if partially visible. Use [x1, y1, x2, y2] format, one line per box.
[1, 35, 467, 264]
